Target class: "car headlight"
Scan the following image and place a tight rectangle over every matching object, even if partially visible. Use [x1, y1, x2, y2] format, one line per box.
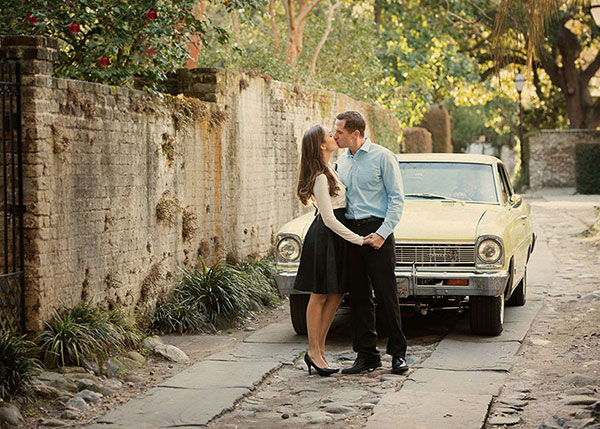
[477, 238, 502, 264]
[277, 236, 301, 262]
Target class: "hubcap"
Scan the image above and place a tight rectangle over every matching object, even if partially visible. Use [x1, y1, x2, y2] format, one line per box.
[499, 293, 505, 325]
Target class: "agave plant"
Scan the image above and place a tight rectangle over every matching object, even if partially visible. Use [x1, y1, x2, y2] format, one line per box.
[152, 258, 280, 334]
[37, 303, 142, 367]
[0, 331, 42, 401]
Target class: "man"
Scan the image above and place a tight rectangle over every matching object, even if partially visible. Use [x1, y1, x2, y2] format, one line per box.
[334, 111, 408, 375]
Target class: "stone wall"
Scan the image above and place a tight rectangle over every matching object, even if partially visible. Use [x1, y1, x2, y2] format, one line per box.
[530, 130, 600, 188]
[0, 36, 400, 331]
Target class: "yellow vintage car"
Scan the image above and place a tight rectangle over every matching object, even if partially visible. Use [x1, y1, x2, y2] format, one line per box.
[274, 153, 536, 336]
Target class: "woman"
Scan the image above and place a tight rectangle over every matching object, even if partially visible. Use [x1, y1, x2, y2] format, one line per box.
[294, 125, 367, 376]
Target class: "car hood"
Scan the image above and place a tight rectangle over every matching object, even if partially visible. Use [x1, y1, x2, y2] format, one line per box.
[395, 200, 493, 241]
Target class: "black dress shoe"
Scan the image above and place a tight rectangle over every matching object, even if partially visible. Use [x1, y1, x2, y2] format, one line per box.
[392, 356, 409, 374]
[341, 357, 382, 375]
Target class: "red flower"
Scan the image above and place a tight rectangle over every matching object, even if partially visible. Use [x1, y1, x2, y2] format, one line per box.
[144, 45, 155, 56]
[225, 0, 230, 5]
[98, 56, 110, 67]
[68, 22, 80, 34]
[145, 9, 157, 20]
[26, 13, 37, 24]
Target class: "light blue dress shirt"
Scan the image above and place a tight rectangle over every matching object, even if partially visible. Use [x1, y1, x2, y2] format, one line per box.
[335, 138, 404, 239]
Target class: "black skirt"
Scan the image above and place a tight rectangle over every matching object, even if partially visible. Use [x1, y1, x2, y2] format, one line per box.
[293, 208, 350, 295]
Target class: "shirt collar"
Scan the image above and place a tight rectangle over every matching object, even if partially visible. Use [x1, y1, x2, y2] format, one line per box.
[345, 137, 371, 157]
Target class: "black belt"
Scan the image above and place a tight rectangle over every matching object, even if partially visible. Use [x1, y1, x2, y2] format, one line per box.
[347, 216, 383, 226]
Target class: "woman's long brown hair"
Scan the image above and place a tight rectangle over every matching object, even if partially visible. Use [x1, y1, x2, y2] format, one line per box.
[296, 125, 340, 206]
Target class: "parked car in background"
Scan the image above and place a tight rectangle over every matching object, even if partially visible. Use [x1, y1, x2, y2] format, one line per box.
[274, 154, 536, 336]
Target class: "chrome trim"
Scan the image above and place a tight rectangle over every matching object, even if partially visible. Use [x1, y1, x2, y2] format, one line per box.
[395, 241, 475, 267]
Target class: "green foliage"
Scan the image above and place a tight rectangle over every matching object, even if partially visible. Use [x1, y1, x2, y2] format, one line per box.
[37, 302, 142, 367]
[447, 97, 518, 153]
[575, 144, 600, 195]
[0, 331, 42, 401]
[152, 258, 280, 334]
[0, 0, 258, 88]
[197, 2, 390, 107]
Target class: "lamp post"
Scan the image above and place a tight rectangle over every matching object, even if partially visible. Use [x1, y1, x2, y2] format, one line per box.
[591, 0, 600, 26]
[514, 70, 526, 186]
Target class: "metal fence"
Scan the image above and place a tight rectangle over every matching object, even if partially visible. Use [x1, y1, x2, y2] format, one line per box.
[0, 61, 24, 333]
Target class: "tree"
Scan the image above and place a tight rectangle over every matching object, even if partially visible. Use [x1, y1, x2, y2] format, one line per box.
[466, 1, 600, 129]
[0, 0, 259, 88]
[282, 0, 323, 64]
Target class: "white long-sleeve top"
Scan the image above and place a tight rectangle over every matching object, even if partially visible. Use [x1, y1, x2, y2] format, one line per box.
[312, 170, 364, 246]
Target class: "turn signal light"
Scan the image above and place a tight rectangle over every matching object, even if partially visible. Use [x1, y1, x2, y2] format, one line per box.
[447, 279, 469, 286]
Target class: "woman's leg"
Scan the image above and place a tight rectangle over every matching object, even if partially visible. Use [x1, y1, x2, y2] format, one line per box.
[318, 293, 344, 366]
[306, 293, 328, 368]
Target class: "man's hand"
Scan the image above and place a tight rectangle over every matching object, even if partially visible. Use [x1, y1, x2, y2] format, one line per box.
[365, 233, 385, 250]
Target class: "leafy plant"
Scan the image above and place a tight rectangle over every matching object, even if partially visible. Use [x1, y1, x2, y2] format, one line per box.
[152, 258, 280, 333]
[0, 331, 42, 401]
[0, 0, 260, 88]
[37, 302, 142, 367]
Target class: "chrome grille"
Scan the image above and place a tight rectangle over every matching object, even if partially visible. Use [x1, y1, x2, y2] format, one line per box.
[395, 243, 475, 267]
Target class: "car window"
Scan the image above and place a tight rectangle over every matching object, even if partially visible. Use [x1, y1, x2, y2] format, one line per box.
[399, 162, 499, 203]
[496, 164, 512, 204]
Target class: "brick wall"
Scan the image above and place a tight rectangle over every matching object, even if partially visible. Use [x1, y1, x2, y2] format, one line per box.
[530, 130, 600, 188]
[0, 36, 400, 330]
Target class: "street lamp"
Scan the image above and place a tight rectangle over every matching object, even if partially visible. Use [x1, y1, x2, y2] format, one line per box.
[514, 70, 527, 186]
[591, 0, 600, 26]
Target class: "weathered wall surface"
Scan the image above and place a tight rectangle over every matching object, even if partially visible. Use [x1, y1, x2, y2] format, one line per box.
[530, 130, 600, 188]
[0, 36, 400, 330]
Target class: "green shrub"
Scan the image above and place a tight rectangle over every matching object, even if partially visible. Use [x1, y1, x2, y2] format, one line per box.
[37, 303, 142, 367]
[0, 331, 42, 401]
[575, 143, 600, 194]
[152, 258, 280, 333]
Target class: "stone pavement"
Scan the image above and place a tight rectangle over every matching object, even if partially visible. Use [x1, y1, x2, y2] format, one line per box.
[90, 188, 594, 428]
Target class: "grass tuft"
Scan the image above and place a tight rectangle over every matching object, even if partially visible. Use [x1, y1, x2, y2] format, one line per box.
[0, 331, 42, 401]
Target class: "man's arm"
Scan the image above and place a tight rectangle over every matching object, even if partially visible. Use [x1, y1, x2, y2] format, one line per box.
[375, 151, 404, 240]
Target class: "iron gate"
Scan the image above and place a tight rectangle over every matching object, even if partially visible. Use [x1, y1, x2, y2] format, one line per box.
[0, 61, 24, 333]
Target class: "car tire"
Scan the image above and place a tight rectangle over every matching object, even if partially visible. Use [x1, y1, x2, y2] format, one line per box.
[507, 271, 527, 307]
[290, 294, 309, 335]
[469, 294, 504, 336]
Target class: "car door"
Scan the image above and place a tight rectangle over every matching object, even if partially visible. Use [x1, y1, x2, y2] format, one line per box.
[497, 164, 529, 285]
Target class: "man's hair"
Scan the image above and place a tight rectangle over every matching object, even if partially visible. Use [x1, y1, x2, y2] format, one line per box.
[336, 111, 366, 137]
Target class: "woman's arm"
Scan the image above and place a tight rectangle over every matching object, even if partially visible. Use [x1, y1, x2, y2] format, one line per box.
[313, 174, 364, 245]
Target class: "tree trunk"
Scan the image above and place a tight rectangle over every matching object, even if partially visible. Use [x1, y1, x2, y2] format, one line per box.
[283, 0, 322, 64]
[269, 0, 280, 52]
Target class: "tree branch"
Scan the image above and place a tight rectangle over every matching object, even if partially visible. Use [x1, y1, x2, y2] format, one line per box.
[297, 0, 322, 23]
[307, 0, 340, 82]
[268, 0, 280, 51]
[582, 50, 600, 87]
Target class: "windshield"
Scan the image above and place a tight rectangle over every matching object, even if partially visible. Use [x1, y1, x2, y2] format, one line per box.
[399, 162, 498, 203]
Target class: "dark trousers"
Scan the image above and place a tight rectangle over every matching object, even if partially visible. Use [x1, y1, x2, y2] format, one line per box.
[346, 220, 407, 358]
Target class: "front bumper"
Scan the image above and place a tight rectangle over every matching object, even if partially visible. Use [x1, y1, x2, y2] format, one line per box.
[274, 267, 509, 298]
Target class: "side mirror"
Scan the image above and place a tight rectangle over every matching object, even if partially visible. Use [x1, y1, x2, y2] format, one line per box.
[509, 194, 522, 208]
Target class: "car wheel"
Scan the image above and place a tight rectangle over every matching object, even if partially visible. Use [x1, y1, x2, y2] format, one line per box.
[507, 270, 527, 307]
[290, 294, 309, 335]
[469, 294, 504, 336]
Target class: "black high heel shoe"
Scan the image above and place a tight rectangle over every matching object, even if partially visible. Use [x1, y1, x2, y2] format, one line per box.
[304, 352, 339, 376]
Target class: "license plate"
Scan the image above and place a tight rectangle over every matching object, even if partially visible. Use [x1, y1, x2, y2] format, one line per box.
[397, 278, 409, 298]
